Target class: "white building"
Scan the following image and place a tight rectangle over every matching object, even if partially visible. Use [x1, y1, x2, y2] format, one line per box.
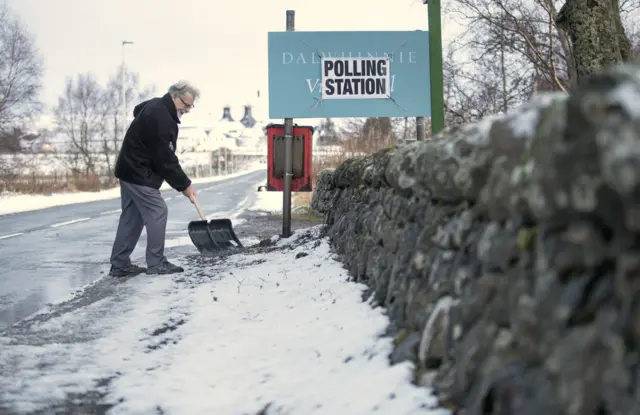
[177, 105, 267, 156]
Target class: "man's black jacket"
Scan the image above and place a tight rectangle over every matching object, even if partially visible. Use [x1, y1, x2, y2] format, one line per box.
[114, 93, 191, 192]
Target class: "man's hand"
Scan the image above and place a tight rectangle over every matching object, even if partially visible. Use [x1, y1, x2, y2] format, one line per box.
[182, 185, 196, 203]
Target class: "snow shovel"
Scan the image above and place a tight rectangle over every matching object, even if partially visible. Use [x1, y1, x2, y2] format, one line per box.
[187, 197, 243, 254]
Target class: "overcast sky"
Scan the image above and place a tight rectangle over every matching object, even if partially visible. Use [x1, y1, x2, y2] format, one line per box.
[6, 0, 461, 126]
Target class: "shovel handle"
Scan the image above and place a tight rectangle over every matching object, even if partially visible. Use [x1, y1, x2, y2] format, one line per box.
[192, 197, 207, 221]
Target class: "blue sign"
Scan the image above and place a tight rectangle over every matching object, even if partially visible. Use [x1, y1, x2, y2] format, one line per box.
[267, 31, 430, 119]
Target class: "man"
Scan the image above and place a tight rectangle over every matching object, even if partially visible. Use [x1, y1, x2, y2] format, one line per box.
[108, 81, 199, 277]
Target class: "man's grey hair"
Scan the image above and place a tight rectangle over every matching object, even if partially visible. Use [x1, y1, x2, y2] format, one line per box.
[168, 81, 200, 101]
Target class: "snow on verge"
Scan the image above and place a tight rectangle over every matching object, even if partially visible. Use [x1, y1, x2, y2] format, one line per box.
[248, 180, 315, 216]
[0, 225, 448, 415]
[249, 185, 285, 214]
[0, 162, 266, 217]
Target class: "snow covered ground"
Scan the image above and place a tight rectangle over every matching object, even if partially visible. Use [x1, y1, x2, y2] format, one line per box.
[247, 186, 316, 216]
[0, 161, 266, 216]
[0, 226, 448, 415]
[0, 168, 449, 414]
[249, 188, 286, 214]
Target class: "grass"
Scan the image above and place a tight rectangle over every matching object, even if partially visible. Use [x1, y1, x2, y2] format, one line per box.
[293, 191, 314, 209]
[268, 211, 325, 223]
[1, 173, 115, 194]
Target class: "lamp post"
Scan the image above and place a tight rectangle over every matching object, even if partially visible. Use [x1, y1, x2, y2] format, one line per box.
[121, 40, 133, 137]
[423, 0, 444, 136]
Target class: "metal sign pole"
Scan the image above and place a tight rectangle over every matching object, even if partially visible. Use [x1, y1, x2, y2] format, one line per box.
[416, 116, 425, 140]
[282, 10, 295, 238]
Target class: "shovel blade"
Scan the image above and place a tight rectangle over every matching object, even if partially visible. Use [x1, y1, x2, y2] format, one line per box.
[188, 218, 243, 255]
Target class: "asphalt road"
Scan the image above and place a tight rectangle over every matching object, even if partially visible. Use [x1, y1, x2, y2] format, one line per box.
[0, 169, 266, 330]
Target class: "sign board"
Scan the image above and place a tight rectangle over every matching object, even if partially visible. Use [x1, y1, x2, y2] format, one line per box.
[267, 31, 430, 119]
[321, 57, 391, 100]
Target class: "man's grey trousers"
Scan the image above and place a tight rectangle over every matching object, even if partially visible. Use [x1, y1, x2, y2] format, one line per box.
[110, 180, 168, 268]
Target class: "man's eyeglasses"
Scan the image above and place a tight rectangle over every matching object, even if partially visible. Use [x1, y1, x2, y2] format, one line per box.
[179, 96, 194, 110]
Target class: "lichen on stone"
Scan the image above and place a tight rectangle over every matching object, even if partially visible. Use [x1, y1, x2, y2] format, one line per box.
[310, 61, 640, 414]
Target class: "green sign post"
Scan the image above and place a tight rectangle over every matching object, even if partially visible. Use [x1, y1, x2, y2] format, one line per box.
[425, 0, 445, 135]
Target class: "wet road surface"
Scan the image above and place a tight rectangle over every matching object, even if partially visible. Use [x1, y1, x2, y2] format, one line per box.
[0, 170, 266, 330]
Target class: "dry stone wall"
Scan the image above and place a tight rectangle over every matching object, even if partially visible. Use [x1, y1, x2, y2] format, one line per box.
[311, 62, 640, 414]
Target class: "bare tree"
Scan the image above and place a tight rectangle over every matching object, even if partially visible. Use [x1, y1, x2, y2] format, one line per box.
[442, 42, 529, 127]
[339, 118, 365, 141]
[53, 73, 108, 176]
[0, 4, 44, 129]
[49, 67, 154, 184]
[446, 0, 638, 93]
[446, 0, 573, 92]
[339, 117, 397, 154]
[632, 31, 640, 59]
[0, 5, 43, 177]
[103, 65, 155, 152]
[316, 118, 341, 146]
[99, 66, 154, 181]
[390, 116, 417, 143]
[0, 128, 27, 177]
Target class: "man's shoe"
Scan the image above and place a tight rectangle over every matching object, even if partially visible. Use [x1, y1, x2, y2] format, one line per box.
[146, 261, 184, 275]
[109, 264, 146, 277]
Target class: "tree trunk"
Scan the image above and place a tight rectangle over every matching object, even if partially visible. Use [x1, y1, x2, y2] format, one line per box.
[557, 0, 631, 82]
